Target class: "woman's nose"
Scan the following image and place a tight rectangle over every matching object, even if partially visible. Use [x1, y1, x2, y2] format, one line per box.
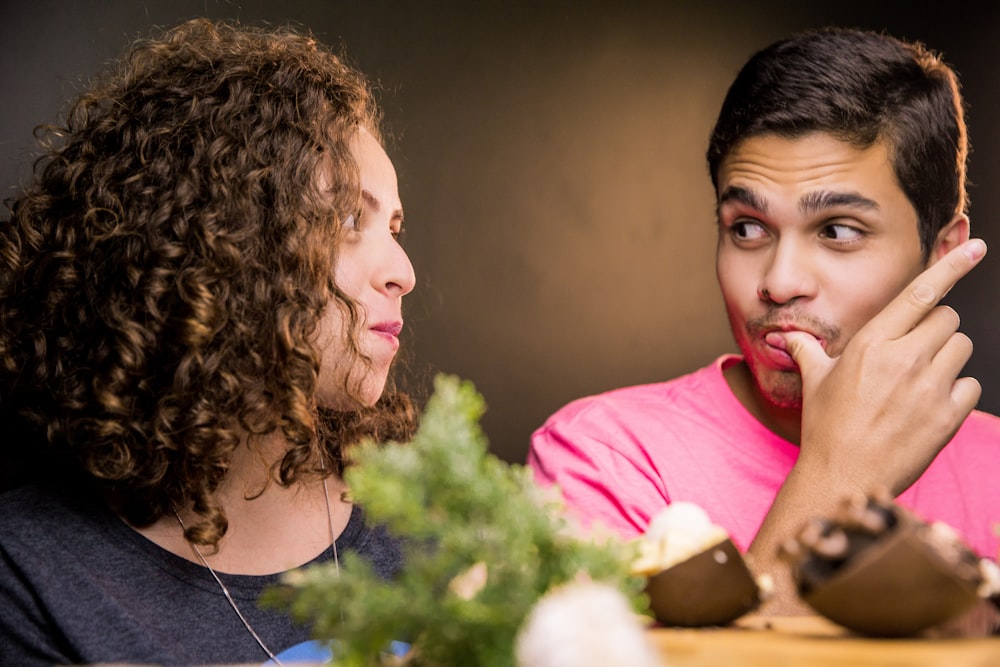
[380, 238, 416, 297]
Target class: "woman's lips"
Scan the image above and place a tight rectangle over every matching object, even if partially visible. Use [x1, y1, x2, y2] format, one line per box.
[371, 321, 403, 336]
[369, 321, 403, 350]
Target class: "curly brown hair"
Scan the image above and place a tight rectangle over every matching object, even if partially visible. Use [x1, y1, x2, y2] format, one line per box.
[0, 18, 416, 547]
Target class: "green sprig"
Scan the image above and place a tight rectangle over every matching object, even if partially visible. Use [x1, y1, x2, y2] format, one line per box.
[263, 374, 644, 666]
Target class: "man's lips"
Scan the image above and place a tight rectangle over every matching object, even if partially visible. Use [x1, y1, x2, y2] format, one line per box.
[763, 328, 827, 351]
[746, 308, 839, 354]
[758, 329, 827, 370]
[764, 332, 792, 352]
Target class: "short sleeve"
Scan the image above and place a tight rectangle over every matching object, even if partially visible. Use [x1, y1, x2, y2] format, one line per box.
[528, 417, 668, 540]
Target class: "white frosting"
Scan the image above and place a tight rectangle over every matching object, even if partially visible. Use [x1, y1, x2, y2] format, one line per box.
[631, 502, 728, 575]
[978, 558, 1000, 598]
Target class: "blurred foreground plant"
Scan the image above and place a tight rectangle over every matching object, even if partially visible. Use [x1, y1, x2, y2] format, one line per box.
[262, 374, 644, 666]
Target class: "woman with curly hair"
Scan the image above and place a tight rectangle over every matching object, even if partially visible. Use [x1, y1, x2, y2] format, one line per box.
[0, 18, 416, 666]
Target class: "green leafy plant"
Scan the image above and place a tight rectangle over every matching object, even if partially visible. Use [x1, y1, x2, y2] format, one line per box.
[263, 374, 645, 666]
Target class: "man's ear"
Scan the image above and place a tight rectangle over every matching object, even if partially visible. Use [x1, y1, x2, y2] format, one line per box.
[931, 213, 971, 262]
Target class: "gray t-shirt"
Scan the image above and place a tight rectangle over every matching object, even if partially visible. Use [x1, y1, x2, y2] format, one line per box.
[0, 482, 402, 666]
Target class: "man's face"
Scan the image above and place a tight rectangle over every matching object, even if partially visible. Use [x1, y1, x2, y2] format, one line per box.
[715, 132, 929, 410]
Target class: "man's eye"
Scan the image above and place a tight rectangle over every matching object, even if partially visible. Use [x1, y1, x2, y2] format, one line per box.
[731, 221, 767, 240]
[821, 224, 863, 241]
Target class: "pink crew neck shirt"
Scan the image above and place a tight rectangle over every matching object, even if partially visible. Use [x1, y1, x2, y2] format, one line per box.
[528, 354, 1000, 559]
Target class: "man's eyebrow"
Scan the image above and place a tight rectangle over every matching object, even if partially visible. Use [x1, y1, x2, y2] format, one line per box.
[718, 185, 768, 215]
[717, 186, 880, 218]
[799, 190, 880, 214]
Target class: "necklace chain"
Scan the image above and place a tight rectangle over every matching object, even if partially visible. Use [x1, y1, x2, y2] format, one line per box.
[173, 474, 341, 667]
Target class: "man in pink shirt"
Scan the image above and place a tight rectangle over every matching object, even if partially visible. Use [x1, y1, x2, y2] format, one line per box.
[528, 27, 1000, 615]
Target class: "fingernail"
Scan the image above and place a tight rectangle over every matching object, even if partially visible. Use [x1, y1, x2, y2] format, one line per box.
[963, 238, 987, 261]
[765, 332, 787, 350]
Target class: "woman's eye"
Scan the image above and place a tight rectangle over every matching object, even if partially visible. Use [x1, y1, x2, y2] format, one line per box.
[342, 213, 361, 231]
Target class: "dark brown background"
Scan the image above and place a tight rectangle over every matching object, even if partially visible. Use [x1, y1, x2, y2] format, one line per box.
[2, 1, 997, 464]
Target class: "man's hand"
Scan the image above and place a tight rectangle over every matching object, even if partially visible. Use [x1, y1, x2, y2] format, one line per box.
[783, 238, 986, 495]
[748, 238, 987, 615]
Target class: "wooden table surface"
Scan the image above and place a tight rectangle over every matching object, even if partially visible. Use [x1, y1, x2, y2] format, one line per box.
[647, 615, 1000, 667]
[92, 614, 1000, 667]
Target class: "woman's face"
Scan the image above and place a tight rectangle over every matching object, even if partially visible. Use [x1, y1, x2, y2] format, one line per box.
[315, 128, 416, 408]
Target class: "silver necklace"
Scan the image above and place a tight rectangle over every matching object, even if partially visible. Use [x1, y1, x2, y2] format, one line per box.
[173, 474, 341, 667]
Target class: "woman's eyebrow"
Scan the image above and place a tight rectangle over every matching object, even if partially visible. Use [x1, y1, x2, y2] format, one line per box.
[361, 189, 381, 212]
[362, 189, 403, 220]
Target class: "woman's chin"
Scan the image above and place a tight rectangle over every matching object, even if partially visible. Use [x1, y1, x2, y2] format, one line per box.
[358, 370, 391, 405]
[316, 374, 388, 410]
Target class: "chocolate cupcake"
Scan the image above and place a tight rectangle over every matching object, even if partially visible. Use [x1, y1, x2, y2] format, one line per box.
[782, 491, 1000, 637]
[633, 502, 768, 627]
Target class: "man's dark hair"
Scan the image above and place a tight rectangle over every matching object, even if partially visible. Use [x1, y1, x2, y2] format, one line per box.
[707, 27, 968, 257]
